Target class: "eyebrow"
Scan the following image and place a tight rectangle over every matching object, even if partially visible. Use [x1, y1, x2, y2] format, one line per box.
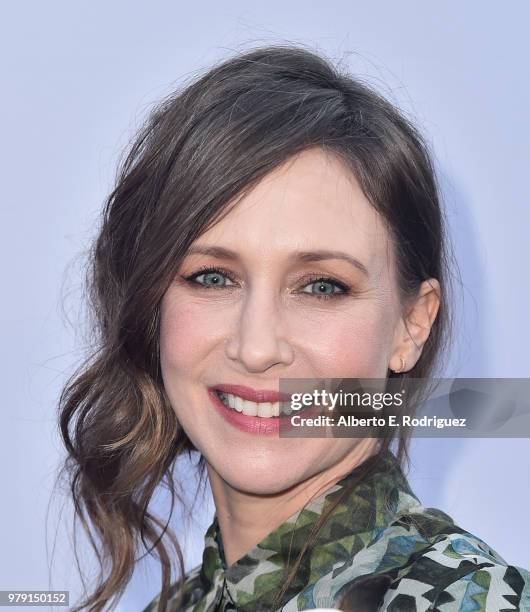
[186, 245, 369, 276]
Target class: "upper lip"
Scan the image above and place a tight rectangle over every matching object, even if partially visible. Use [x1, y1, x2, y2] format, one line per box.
[210, 384, 292, 403]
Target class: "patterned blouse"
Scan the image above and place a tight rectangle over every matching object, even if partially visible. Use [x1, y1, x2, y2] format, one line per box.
[143, 450, 530, 611]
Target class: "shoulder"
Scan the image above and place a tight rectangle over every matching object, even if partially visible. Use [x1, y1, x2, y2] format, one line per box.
[381, 504, 530, 610]
[307, 504, 530, 611]
[379, 523, 530, 611]
[141, 564, 203, 612]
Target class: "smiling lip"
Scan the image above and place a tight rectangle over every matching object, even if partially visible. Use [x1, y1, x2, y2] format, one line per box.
[207, 388, 286, 435]
[207, 384, 321, 435]
[210, 384, 292, 403]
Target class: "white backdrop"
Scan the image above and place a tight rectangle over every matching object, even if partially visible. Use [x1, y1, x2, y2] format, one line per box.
[1, 2, 529, 610]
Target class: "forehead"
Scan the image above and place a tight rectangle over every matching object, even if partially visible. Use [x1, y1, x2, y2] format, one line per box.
[198, 147, 391, 267]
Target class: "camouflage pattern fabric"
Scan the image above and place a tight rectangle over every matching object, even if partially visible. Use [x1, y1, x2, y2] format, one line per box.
[143, 450, 530, 611]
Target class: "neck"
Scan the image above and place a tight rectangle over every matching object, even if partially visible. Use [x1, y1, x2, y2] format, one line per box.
[206, 439, 379, 566]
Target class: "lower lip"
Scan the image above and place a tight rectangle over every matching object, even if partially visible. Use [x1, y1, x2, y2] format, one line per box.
[208, 389, 321, 435]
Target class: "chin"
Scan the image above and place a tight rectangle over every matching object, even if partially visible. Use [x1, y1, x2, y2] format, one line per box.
[208, 451, 313, 496]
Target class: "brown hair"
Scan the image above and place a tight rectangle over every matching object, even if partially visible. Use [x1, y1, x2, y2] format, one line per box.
[57, 44, 455, 610]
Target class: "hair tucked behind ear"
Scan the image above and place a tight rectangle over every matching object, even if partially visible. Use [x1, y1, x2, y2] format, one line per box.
[57, 42, 455, 611]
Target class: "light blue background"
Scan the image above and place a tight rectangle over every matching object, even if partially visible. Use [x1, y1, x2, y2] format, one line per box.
[1, 2, 529, 610]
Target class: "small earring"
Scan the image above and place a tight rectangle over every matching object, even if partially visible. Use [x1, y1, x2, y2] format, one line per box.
[392, 355, 406, 373]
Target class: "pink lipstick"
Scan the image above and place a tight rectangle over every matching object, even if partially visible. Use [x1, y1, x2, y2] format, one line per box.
[208, 384, 321, 435]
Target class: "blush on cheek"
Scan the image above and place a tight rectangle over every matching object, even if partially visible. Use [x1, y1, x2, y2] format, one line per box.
[159, 300, 202, 366]
[311, 316, 393, 377]
[160, 296, 228, 369]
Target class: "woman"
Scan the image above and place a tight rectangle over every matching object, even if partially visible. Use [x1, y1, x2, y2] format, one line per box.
[59, 45, 530, 611]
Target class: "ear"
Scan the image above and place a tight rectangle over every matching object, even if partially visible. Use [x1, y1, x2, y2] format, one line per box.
[389, 279, 441, 372]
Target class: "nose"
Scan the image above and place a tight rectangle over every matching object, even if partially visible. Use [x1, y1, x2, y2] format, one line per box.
[224, 285, 294, 373]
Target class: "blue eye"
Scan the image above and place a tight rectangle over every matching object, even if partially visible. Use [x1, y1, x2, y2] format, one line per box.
[183, 267, 349, 300]
[301, 278, 348, 299]
[184, 267, 236, 288]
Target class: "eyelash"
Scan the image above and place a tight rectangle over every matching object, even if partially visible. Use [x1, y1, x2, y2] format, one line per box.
[182, 266, 350, 300]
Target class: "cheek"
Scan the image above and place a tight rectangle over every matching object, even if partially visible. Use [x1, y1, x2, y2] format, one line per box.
[159, 298, 216, 372]
[294, 306, 396, 376]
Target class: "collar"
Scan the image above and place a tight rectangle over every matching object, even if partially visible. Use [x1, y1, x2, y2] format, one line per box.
[197, 449, 420, 611]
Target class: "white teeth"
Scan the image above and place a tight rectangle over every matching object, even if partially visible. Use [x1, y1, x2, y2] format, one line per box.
[217, 392, 284, 418]
[242, 399, 258, 416]
[257, 402, 272, 418]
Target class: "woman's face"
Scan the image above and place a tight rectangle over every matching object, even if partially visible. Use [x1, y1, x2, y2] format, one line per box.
[160, 147, 407, 494]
